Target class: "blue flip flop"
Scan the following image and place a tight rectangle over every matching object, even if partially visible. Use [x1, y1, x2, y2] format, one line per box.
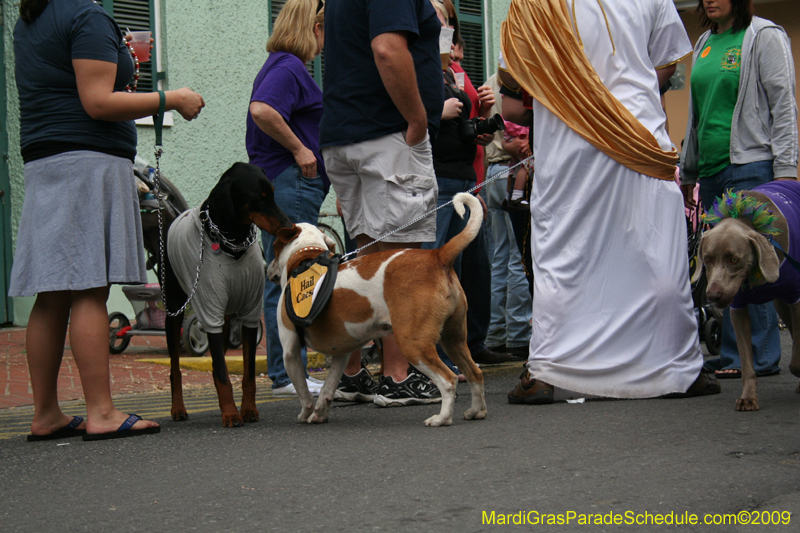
[82, 414, 160, 441]
[27, 416, 86, 442]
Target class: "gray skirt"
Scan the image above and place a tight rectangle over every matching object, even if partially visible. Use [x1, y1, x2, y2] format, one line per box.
[8, 151, 148, 297]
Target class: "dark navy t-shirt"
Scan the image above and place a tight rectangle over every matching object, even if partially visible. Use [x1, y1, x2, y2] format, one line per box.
[246, 51, 328, 186]
[15, 0, 136, 161]
[319, 0, 443, 147]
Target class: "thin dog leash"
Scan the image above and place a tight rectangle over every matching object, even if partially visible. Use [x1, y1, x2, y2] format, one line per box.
[768, 237, 800, 273]
[339, 155, 534, 262]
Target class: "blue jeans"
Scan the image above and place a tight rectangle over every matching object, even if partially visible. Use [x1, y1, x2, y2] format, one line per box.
[261, 164, 326, 388]
[699, 161, 782, 373]
[485, 164, 532, 349]
[423, 176, 491, 365]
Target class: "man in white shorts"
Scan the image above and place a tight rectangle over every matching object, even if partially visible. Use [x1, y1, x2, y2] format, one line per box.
[320, 0, 444, 406]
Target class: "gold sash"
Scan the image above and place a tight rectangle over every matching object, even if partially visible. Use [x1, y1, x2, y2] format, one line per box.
[501, 0, 677, 181]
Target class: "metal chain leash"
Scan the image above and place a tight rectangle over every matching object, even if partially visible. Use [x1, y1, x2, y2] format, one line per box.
[339, 155, 534, 262]
[153, 145, 205, 317]
[151, 91, 204, 317]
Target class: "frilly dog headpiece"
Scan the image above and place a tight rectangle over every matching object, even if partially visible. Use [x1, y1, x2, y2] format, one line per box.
[702, 189, 781, 288]
[702, 189, 780, 237]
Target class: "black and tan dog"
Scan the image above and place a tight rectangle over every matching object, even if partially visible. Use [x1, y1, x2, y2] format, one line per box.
[267, 192, 488, 427]
[164, 162, 292, 427]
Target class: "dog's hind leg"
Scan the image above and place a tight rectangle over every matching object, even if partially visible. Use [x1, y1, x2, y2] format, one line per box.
[308, 354, 347, 424]
[166, 313, 189, 421]
[208, 332, 244, 427]
[239, 325, 260, 423]
[776, 300, 800, 393]
[440, 311, 486, 421]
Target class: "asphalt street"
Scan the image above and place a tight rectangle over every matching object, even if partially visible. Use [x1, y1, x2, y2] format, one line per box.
[1, 330, 798, 533]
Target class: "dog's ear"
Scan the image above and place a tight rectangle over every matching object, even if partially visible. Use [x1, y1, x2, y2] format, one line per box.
[690, 234, 704, 285]
[275, 224, 301, 244]
[750, 234, 781, 283]
[323, 234, 337, 253]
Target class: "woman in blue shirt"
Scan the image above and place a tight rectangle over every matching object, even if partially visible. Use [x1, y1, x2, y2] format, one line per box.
[13, 0, 204, 441]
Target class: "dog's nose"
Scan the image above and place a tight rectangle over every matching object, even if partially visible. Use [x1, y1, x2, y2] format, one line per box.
[706, 286, 722, 304]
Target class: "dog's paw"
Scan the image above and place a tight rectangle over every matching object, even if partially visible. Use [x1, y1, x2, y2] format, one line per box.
[308, 412, 329, 424]
[735, 397, 759, 411]
[297, 408, 313, 423]
[423, 414, 453, 427]
[171, 409, 189, 422]
[222, 413, 245, 427]
[240, 408, 260, 423]
[463, 408, 487, 420]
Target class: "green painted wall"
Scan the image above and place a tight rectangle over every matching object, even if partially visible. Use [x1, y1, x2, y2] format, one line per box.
[485, 0, 512, 80]
[3, 0, 338, 325]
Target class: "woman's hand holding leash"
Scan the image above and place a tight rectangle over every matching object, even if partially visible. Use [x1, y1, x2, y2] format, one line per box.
[171, 88, 205, 121]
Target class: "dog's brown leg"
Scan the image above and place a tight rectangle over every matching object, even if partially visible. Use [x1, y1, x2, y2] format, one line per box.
[777, 301, 800, 393]
[440, 310, 486, 421]
[731, 307, 759, 411]
[207, 332, 244, 427]
[239, 325, 260, 423]
[166, 314, 189, 421]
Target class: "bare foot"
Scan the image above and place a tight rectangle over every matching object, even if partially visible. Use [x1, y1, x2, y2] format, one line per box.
[85, 410, 159, 435]
[30, 413, 87, 437]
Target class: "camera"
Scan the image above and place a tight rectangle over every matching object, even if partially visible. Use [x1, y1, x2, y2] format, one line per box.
[458, 113, 505, 142]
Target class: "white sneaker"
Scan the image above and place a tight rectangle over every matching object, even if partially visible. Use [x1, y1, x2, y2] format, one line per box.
[272, 379, 322, 398]
[307, 376, 325, 386]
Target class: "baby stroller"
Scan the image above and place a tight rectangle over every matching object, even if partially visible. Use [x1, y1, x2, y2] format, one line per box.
[109, 160, 263, 356]
[686, 200, 722, 355]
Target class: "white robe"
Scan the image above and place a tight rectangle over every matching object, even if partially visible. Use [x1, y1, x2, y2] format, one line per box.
[528, 0, 702, 397]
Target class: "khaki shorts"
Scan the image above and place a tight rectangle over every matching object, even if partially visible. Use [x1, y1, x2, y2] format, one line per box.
[322, 131, 437, 243]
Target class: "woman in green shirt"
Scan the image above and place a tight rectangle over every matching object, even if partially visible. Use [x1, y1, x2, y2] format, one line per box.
[680, 0, 799, 379]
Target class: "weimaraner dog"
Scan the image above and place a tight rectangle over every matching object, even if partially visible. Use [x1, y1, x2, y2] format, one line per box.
[693, 184, 800, 411]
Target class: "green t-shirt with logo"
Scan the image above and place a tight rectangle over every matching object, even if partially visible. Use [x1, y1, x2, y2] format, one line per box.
[690, 28, 745, 178]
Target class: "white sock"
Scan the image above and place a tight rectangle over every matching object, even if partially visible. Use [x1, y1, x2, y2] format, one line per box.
[511, 189, 524, 201]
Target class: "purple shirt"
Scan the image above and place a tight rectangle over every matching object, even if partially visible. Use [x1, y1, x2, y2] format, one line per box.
[732, 181, 800, 308]
[246, 51, 327, 187]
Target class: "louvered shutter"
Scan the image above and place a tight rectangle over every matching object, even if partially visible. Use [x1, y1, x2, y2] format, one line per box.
[455, 0, 485, 87]
[269, 0, 324, 86]
[102, 0, 155, 93]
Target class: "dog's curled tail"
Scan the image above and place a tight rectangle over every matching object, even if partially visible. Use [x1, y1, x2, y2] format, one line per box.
[438, 192, 483, 267]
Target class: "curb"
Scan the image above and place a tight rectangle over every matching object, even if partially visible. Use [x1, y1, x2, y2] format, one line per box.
[137, 351, 330, 375]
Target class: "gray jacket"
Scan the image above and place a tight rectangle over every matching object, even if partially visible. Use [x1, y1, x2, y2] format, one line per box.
[680, 17, 798, 185]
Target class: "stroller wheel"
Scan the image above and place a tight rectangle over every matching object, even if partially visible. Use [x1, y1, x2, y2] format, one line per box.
[227, 317, 264, 349]
[182, 315, 209, 357]
[703, 317, 722, 356]
[109, 312, 132, 354]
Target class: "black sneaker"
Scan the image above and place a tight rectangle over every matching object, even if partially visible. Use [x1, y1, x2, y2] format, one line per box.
[334, 368, 378, 403]
[373, 367, 442, 407]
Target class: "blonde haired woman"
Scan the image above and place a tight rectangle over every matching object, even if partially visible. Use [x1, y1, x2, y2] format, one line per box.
[246, 0, 329, 397]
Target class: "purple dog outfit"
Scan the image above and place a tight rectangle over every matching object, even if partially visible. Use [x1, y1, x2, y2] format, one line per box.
[731, 181, 800, 309]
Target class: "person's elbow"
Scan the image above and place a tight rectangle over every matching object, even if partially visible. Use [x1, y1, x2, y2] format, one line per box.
[79, 99, 117, 121]
[371, 32, 408, 64]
